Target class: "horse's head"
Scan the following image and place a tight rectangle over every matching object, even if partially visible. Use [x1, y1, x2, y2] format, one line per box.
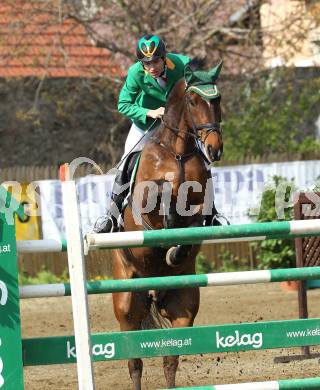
[183, 60, 224, 162]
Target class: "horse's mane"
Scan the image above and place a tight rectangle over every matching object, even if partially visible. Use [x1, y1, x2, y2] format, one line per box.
[162, 57, 207, 130]
[164, 79, 185, 125]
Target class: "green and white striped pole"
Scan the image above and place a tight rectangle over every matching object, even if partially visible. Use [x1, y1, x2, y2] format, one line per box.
[17, 239, 67, 253]
[16, 220, 320, 254]
[86, 219, 320, 250]
[171, 377, 320, 390]
[19, 266, 320, 298]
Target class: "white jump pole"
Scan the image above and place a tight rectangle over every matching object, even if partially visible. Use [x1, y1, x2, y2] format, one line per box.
[60, 164, 95, 390]
[17, 239, 66, 253]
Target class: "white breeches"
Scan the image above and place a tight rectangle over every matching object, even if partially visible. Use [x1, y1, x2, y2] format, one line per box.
[119, 123, 157, 170]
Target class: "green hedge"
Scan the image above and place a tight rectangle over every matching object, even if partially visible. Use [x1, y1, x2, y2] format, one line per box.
[250, 176, 296, 269]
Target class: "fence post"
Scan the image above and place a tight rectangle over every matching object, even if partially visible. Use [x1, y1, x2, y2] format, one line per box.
[60, 165, 95, 390]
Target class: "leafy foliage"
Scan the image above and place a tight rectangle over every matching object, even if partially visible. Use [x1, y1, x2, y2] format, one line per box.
[217, 249, 250, 272]
[196, 249, 250, 274]
[19, 267, 70, 285]
[250, 176, 296, 269]
[222, 69, 320, 160]
[196, 252, 212, 274]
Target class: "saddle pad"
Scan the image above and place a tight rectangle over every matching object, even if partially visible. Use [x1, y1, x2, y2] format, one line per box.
[123, 153, 141, 209]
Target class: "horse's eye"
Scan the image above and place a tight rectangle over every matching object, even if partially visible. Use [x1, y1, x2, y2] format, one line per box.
[189, 97, 196, 107]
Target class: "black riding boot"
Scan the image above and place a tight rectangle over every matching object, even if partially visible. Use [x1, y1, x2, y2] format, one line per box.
[204, 200, 222, 226]
[204, 169, 225, 226]
[93, 169, 129, 233]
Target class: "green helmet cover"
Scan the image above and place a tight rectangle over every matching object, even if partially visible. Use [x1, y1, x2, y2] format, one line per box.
[136, 35, 166, 62]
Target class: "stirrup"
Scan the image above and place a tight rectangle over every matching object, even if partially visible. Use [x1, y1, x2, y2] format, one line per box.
[212, 213, 230, 226]
[205, 213, 230, 226]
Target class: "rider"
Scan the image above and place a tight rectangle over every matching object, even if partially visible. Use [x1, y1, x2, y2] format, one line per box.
[94, 34, 220, 233]
[94, 34, 190, 233]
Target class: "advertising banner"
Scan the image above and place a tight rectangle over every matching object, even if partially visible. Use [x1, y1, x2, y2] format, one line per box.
[37, 160, 320, 240]
[38, 174, 114, 240]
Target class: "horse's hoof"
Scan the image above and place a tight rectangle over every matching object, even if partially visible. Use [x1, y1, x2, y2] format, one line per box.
[166, 246, 179, 267]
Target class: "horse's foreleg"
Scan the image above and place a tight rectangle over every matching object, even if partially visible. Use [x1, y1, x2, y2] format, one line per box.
[166, 244, 193, 267]
[126, 330, 144, 389]
[163, 317, 195, 388]
[161, 287, 200, 388]
[128, 358, 143, 390]
[163, 355, 179, 388]
[166, 217, 203, 267]
[116, 303, 145, 390]
[114, 292, 148, 390]
[112, 250, 149, 390]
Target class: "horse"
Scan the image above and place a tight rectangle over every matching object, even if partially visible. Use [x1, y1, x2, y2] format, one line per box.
[112, 60, 223, 389]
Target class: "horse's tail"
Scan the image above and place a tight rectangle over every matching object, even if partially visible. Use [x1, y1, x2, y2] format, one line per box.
[141, 299, 171, 330]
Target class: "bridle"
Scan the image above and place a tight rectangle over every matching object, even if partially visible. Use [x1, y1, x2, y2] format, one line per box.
[150, 85, 223, 165]
[185, 91, 222, 141]
[161, 87, 222, 145]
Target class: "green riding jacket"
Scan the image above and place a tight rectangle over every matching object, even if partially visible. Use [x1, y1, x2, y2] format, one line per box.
[118, 53, 190, 131]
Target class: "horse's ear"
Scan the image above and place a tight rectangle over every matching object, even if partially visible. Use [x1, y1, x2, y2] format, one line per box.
[184, 64, 194, 86]
[209, 60, 223, 82]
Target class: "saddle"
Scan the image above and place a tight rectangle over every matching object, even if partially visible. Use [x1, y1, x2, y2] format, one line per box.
[119, 151, 141, 212]
[118, 150, 228, 227]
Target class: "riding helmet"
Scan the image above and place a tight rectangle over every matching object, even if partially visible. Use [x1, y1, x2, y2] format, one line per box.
[136, 35, 166, 62]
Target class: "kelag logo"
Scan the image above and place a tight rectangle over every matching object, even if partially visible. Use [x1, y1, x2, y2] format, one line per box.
[67, 341, 115, 360]
[216, 330, 263, 349]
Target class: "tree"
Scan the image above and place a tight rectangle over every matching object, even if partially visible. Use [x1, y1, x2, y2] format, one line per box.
[68, 0, 264, 73]
[221, 67, 320, 160]
[1, 0, 319, 166]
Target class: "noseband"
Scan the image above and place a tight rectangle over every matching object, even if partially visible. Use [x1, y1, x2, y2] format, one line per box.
[185, 93, 222, 144]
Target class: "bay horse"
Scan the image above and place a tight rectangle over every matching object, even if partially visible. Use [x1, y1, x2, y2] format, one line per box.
[112, 60, 223, 389]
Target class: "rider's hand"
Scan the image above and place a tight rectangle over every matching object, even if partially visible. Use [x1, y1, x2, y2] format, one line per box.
[147, 107, 165, 119]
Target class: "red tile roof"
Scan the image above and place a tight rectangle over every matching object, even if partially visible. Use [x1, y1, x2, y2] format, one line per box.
[0, 1, 118, 77]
